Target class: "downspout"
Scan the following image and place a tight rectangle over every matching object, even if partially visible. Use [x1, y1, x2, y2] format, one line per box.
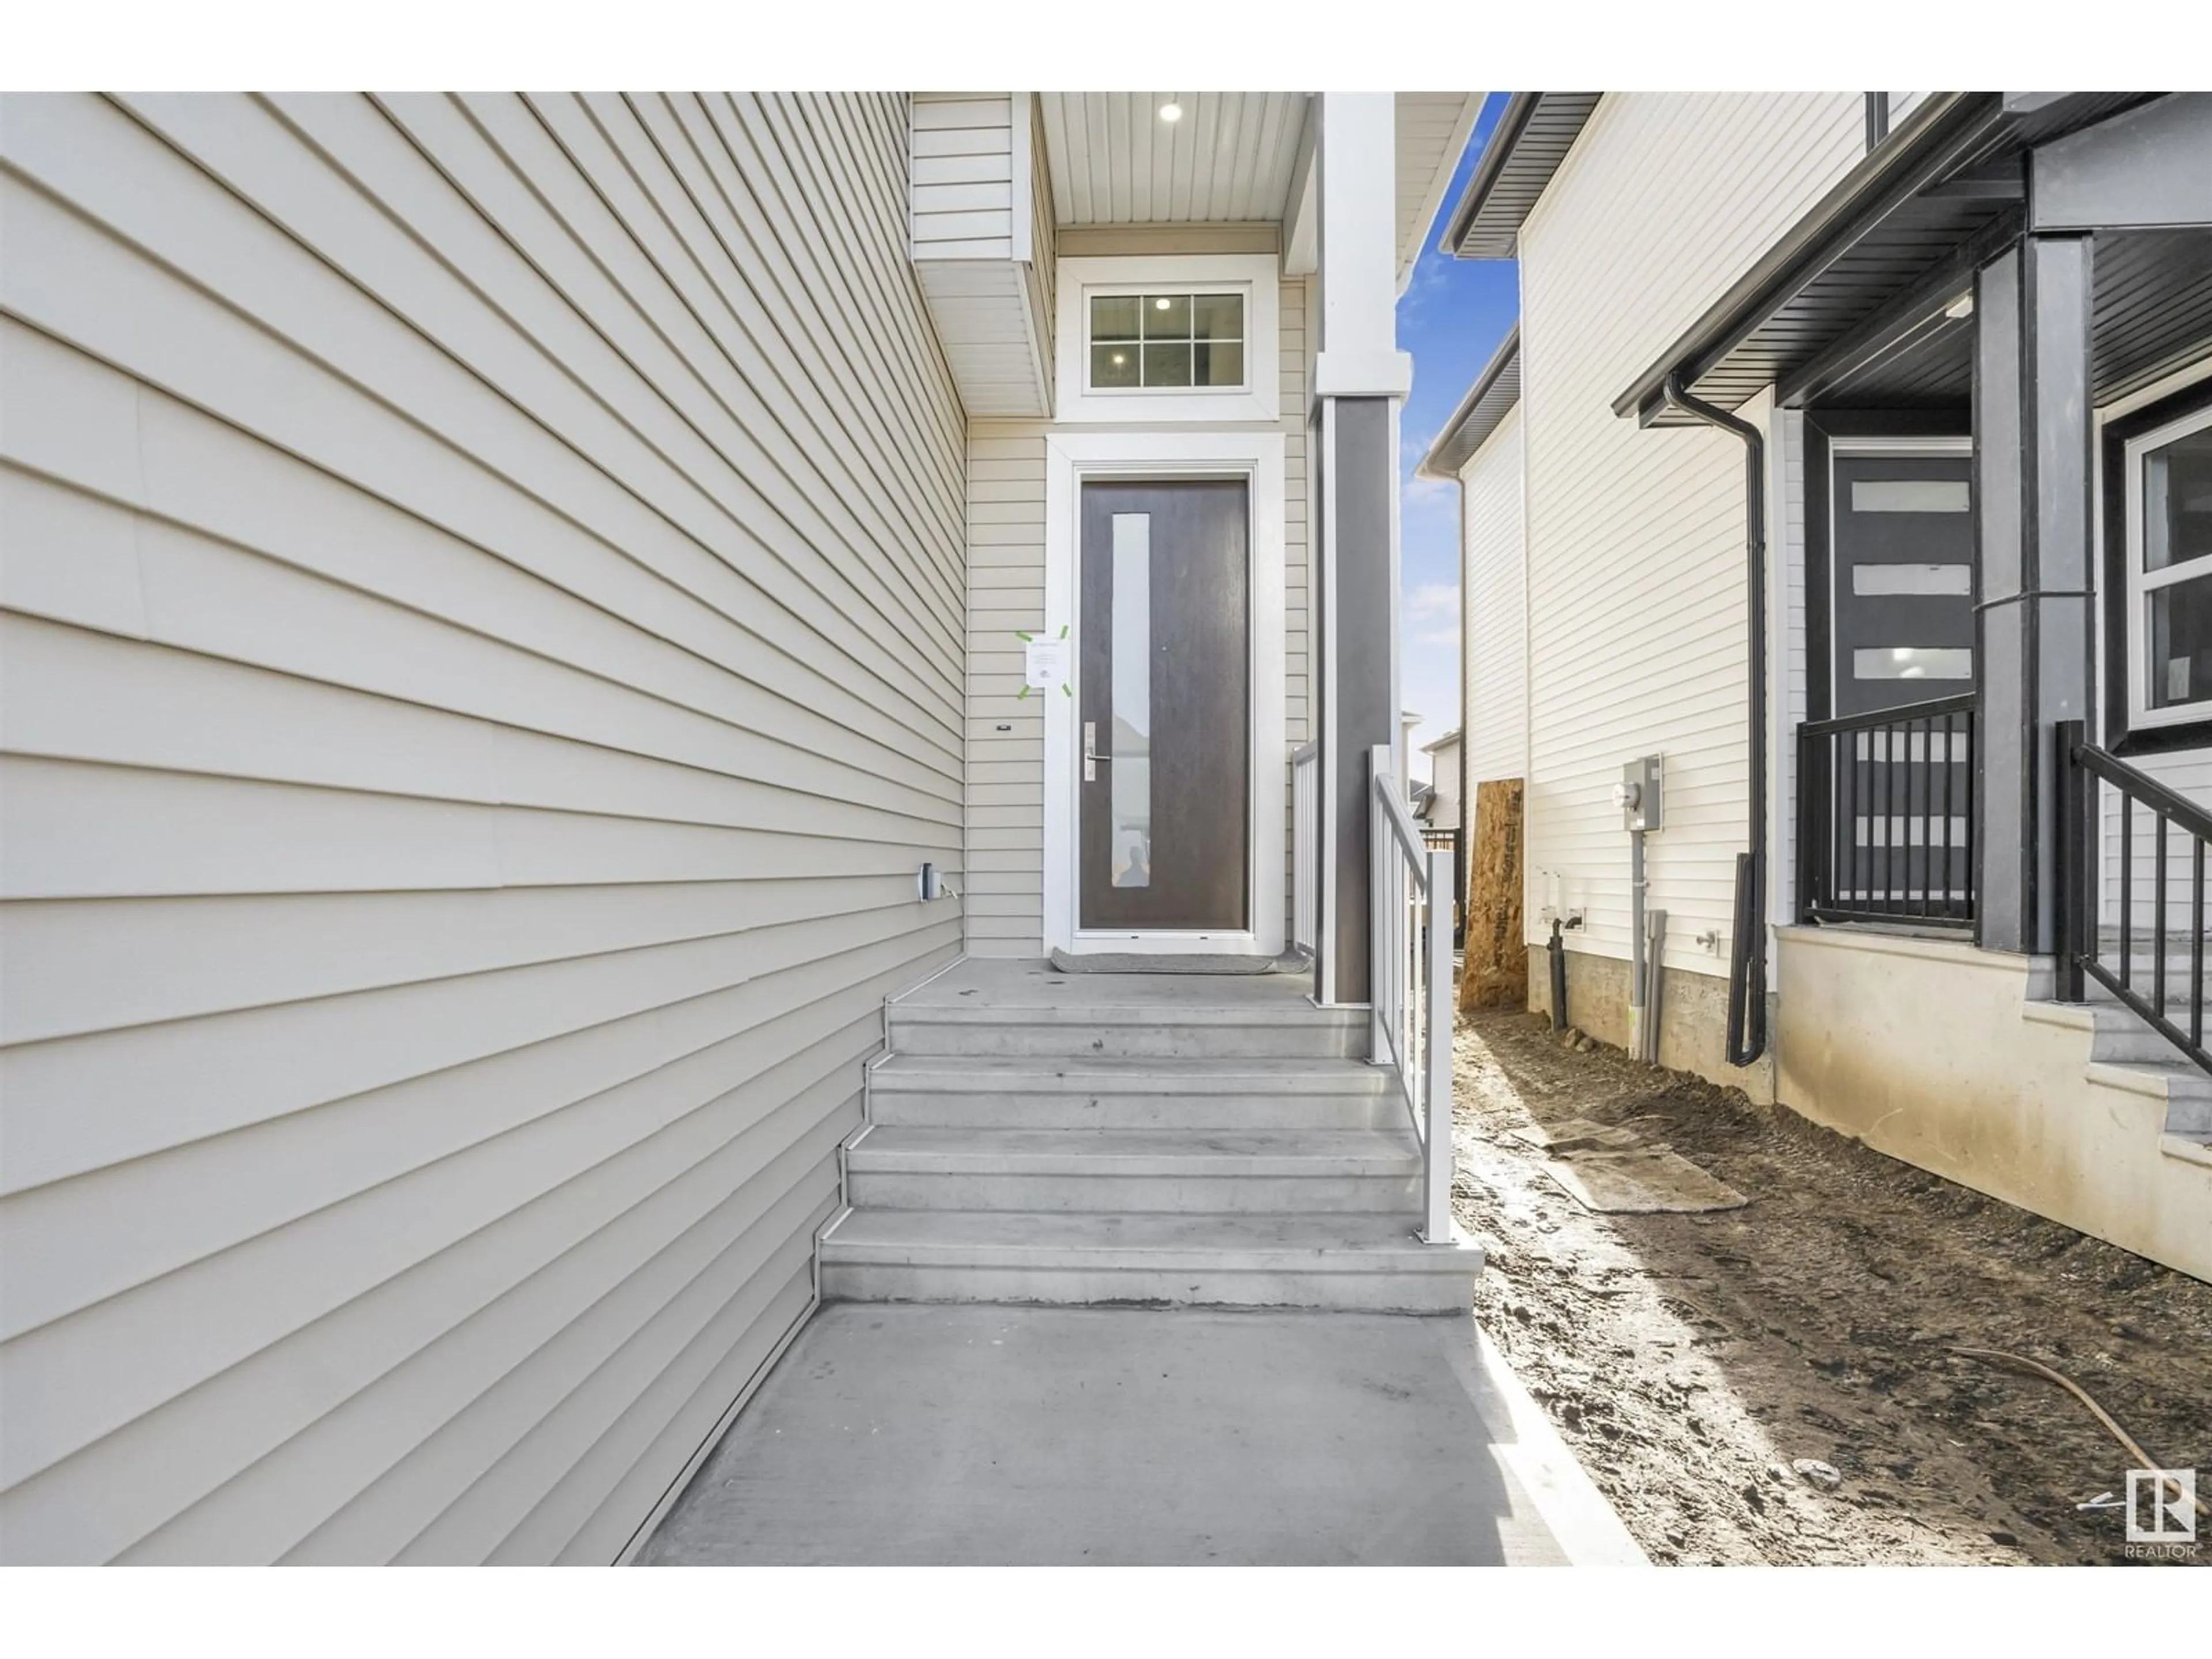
[1658, 374, 1768, 1067]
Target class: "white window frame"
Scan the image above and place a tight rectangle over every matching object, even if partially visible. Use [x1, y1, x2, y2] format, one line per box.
[1082, 289, 1249, 397]
[2124, 400, 2212, 732]
[1054, 255, 1281, 425]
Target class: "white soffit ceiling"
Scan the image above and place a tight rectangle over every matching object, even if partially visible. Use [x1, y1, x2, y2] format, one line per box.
[1039, 93, 1311, 226]
[1395, 93, 1484, 285]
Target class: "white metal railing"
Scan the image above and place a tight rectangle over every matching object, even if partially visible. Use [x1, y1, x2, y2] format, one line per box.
[1291, 740, 1320, 956]
[1370, 744, 1456, 1245]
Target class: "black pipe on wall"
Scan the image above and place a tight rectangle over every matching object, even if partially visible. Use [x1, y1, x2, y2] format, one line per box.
[1659, 374, 1768, 1067]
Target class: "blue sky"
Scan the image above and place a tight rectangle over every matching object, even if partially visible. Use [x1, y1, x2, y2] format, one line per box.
[1397, 92, 1518, 781]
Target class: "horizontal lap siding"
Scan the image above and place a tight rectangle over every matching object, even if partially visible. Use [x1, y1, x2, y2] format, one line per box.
[910, 93, 1015, 259]
[1518, 93, 1861, 973]
[0, 90, 964, 1565]
[1461, 406, 1527, 786]
[962, 281, 1309, 957]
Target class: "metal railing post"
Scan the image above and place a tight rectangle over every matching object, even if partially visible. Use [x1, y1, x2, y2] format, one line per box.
[2055, 719, 2087, 1001]
[1369, 745, 1391, 1066]
[1423, 847, 1455, 1243]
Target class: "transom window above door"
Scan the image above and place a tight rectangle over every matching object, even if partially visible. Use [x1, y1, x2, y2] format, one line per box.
[1088, 292, 1245, 391]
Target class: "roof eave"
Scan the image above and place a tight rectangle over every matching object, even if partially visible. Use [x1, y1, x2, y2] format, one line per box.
[1610, 91, 2007, 425]
[1416, 326, 1521, 481]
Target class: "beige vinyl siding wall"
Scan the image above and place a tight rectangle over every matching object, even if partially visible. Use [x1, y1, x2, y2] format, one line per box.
[910, 93, 1016, 257]
[963, 278, 1312, 957]
[1460, 404, 1528, 786]
[0, 91, 964, 1565]
[1517, 93, 1862, 975]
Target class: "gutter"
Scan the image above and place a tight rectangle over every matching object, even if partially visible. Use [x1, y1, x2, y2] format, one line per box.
[1438, 92, 1543, 255]
[1416, 326, 1521, 482]
[1657, 375, 1768, 1068]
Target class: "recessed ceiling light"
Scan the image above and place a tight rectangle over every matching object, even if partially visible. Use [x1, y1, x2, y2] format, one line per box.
[1158, 102, 1183, 124]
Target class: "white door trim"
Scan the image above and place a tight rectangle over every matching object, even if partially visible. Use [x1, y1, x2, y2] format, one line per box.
[1043, 429, 1287, 956]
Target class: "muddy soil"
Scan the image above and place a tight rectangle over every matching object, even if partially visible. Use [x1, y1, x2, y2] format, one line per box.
[1454, 1009, 2211, 1566]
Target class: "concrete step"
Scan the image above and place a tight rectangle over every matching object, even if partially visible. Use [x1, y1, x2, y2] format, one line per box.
[2084, 1058, 2212, 1135]
[866, 1055, 1401, 1130]
[2024, 999, 2193, 1065]
[886, 1002, 1368, 1060]
[845, 1126, 1422, 1213]
[819, 1209, 1482, 1313]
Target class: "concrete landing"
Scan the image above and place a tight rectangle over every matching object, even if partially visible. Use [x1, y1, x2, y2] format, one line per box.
[639, 1305, 1642, 1566]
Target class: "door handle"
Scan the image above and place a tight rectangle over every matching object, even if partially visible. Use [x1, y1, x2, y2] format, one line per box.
[1083, 721, 1111, 782]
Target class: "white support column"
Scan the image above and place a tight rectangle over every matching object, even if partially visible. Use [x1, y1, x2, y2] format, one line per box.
[1312, 93, 1413, 1008]
[1314, 92, 1415, 402]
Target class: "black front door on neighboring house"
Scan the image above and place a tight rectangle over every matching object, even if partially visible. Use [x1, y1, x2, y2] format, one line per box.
[1829, 449, 1975, 911]
[1077, 479, 1251, 934]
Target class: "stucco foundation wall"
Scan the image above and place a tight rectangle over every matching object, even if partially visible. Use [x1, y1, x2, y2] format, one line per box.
[1524, 944, 1776, 1104]
[1775, 928, 2210, 1281]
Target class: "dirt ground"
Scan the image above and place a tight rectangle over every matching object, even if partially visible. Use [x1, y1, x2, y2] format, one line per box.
[1453, 1008, 2211, 1566]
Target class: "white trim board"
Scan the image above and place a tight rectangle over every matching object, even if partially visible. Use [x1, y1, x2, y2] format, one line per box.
[1042, 429, 1288, 956]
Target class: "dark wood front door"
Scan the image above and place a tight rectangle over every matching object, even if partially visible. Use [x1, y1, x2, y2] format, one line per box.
[1078, 480, 1251, 933]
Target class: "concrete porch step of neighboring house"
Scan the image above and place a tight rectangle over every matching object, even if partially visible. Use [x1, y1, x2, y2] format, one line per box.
[818, 1210, 1482, 1314]
[845, 1126, 1425, 1213]
[2022, 1001, 2212, 1154]
[866, 1055, 1401, 1130]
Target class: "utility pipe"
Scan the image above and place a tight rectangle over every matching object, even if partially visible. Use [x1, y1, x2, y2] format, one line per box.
[1660, 374, 1768, 1067]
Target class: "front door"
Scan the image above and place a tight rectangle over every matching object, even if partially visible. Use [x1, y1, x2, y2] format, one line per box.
[1830, 448, 1975, 913]
[1078, 480, 1251, 934]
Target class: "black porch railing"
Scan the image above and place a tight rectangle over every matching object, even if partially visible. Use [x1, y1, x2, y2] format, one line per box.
[2056, 721, 2212, 1077]
[1796, 694, 1976, 928]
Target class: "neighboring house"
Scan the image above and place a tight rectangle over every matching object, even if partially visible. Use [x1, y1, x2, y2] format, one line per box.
[1421, 729, 1462, 831]
[0, 91, 1483, 1563]
[1422, 92, 2212, 1281]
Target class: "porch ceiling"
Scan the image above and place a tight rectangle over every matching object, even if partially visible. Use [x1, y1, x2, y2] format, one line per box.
[1037, 92, 1482, 282]
[1040, 93, 1311, 227]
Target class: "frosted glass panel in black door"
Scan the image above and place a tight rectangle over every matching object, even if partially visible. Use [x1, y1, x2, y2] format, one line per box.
[1078, 480, 1250, 931]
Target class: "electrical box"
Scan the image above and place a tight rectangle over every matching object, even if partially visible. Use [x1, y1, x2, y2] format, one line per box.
[1616, 754, 1665, 833]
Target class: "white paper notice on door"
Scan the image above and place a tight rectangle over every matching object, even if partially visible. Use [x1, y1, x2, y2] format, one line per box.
[1024, 637, 1067, 690]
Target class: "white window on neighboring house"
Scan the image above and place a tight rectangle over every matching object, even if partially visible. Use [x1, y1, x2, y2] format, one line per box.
[1086, 291, 1247, 393]
[2126, 399, 2212, 730]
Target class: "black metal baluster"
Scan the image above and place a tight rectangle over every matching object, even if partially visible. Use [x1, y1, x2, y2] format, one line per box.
[1965, 712, 1976, 920]
[2155, 810, 2168, 1016]
[1937, 713, 1953, 919]
[2194, 838, 2204, 1051]
[2120, 794, 2133, 990]
[1915, 715, 1930, 921]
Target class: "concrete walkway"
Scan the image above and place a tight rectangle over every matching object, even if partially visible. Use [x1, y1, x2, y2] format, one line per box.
[640, 1305, 1643, 1566]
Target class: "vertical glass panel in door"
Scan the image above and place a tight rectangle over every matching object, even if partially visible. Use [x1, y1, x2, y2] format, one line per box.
[1110, 513, 1152, 887]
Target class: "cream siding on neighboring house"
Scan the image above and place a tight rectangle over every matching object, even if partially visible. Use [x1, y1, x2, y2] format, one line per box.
[0, 91, 964, 1565]
[1460, 404, 1527, 787]
[963, 279, 1312, 957]
[1517, 92, 1863, 973]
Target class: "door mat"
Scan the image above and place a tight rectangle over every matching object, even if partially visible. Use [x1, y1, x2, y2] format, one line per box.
[1046, 949, 1298, 976]
[1537, 1146, 1749, 1214]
